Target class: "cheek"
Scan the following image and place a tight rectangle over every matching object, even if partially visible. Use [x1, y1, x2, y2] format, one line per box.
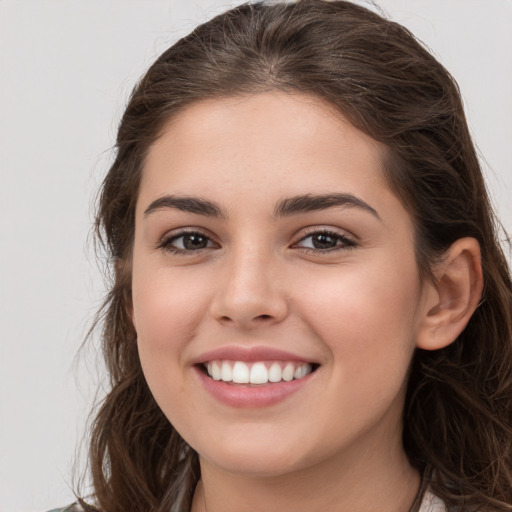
[293, 261, 422, 444]
[131, 266, 215, 428]
[133, 266, 208, 343]
[296, 256, 422, 376]
[131, 265, 212, 397]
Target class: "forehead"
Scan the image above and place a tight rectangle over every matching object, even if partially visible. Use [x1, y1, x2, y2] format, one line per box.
[139, 92, 393, 213]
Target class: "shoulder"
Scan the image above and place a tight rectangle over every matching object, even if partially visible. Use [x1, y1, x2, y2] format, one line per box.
[419, 489, 448, 512]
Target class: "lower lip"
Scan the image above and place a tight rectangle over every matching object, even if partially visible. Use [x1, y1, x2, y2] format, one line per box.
[195, 366, 314, 408]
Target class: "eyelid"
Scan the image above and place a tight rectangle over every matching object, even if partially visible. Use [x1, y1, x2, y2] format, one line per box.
[155, 225, 357, 254]
[292, 226, 357, 251]
[156, 227, 219, 253]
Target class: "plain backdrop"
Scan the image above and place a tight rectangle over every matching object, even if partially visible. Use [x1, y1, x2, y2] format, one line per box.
[1, 1, 511, 511]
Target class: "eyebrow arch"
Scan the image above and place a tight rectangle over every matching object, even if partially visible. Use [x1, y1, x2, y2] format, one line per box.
[274, 193, 380, 220]
[143, 192, 380, 220]
[144, 195, 224, 218]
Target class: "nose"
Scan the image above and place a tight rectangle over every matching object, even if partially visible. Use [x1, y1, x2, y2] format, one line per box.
[209, 246, 289, 329]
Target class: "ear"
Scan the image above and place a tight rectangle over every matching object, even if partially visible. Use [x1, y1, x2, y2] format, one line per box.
[416, 237, 483, 351]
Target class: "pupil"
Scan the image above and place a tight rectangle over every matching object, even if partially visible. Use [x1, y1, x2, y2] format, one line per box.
[184, 234, 208, 250]
[313, 233, 337, 249]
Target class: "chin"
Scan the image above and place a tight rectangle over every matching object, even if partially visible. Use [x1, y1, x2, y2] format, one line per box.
[203, 451, 308, 478]
[192, 429, 320, 478]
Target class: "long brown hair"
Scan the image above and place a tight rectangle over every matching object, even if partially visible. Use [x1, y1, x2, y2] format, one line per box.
[84, 1, 512, 511]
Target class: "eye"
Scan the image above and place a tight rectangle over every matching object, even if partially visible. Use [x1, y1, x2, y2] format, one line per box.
[294, 230, 356, 252]
[158, 230, 217, 253]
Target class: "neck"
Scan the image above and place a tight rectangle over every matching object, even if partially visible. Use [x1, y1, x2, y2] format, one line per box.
[191, 434, 420, 512]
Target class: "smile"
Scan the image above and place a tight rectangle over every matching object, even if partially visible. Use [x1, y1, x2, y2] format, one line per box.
[204, 360, 314, 385]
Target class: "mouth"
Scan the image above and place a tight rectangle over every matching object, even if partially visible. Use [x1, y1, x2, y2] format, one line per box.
[193, 346, 321, 407]
[199, 360, 319, 385]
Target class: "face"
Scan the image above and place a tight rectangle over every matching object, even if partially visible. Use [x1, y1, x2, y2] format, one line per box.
[131, 93, 431, 477]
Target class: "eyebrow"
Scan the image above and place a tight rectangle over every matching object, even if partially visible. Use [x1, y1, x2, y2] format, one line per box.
[143, 193, 380, 220]
[274, 193, 380, 220]
[144, 196, 224, 217]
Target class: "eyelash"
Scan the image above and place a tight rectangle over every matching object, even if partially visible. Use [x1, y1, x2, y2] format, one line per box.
[157, 229, 216, 254]
[157, 228, 357, 255]
[294, 229, 357, 253]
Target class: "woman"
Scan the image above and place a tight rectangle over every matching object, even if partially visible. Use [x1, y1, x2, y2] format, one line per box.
[55, 1, 512, 511]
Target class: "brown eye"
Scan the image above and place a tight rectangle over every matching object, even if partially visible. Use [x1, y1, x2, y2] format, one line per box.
[309, 233, 339, 249]
[296, 230, 356, 251]
[160, 231, 216, 253]
[180, 233, 210, 250]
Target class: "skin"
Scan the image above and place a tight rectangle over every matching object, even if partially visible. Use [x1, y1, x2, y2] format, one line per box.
[130, 92, 481, 512]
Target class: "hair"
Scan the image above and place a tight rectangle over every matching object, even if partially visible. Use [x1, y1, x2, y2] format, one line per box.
[83, 1, 512, 511]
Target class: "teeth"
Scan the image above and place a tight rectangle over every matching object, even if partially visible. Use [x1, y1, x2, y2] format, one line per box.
[268, 362, 282, 383]
[250, 362, 268, 384]
[211, 361, 222, 381]
[282, 362, 294, 382]
[221, 361, 232, 381]
[232, 361, 249, 383]
[204, 360, 313, 385]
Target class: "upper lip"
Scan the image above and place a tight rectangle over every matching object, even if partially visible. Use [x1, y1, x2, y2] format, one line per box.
[192, 346, 319, 365]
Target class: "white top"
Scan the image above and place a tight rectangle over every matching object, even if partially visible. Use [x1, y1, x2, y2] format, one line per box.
[419, 490, 447, 511]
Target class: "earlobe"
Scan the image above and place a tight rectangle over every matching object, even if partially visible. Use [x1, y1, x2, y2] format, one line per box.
[416, 237, 483, 351]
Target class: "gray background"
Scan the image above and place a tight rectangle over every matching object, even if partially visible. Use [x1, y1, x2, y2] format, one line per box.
[1, 1, 511, 511]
